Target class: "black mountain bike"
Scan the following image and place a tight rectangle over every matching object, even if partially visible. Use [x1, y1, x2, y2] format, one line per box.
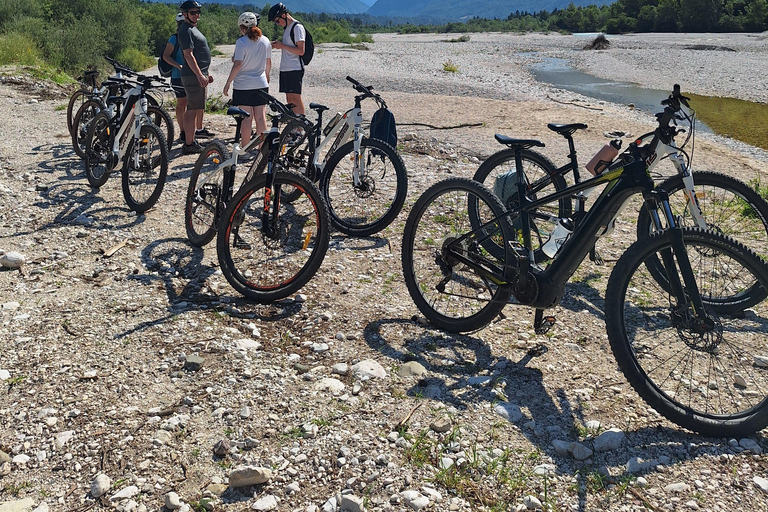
[402, 96, 768, 437]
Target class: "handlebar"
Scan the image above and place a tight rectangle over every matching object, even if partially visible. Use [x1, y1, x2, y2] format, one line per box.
[346, 75, 387, 108]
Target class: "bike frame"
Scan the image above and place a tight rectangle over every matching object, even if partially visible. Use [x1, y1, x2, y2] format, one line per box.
[452, 139, 705, 318]
[105, 82, 152, 167]
[305, 101, 364, 185]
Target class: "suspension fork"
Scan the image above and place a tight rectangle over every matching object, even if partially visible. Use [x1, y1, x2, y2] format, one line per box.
[261, 128, 282, 239]
[351, 107, 364, 187]
[644, 190, 711, 323]
[673, 154, 708, 229]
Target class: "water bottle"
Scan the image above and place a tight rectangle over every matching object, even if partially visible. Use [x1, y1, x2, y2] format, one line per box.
[585, 139, 622, 176]
[541, 218, 574, 258]
[323, 112, 343, 136]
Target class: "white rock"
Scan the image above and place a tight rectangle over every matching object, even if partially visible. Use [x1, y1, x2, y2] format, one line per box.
[397, 361, 427, 377]
[11, 454, 30, 464]
[664, 482, 690, 493]
[91, 474, 111, 498]
[234, 339, 262, 351]
[753, 475, 768, 494]
[493, 403, 523, 422]
[593, 428, 625, 452]
[340, 494, 365, 512]
[352, 359, 387, 380]
[626, 457, 656, 474]
[0, 369, 10, 380]
[110, 485, 139, 501]
[252, 495, 278, 511]
[32, 502, 50, 512]
[467, 376, 492, 386]
[523, 495, 542, 509]
[421, 486, 442, 501]
[0, 251, 25, 268]
[314, 377, 346, 393]
[0, 498, 35, 512]
[164, 492, 181, 510]
[400, 490, 429, 510]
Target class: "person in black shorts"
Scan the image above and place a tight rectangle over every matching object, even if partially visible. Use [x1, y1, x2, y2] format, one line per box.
[268, 3, 305, 116]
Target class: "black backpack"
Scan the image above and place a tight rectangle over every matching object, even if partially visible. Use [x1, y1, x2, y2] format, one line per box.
[369, 107, 397, 149]
[289, 22, 314, 67]
[157, 35, 179, 78]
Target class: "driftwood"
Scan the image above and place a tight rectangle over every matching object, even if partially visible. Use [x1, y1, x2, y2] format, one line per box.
[547, 95, 604, 111]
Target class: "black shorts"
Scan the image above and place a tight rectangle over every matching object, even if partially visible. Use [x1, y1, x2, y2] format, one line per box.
[171, 78, 186, 99]
[279, 70, 304, 94]
[232, 88, 269, 107]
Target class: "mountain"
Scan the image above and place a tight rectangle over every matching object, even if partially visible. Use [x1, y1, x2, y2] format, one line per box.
[196, 0, 370, 14]
[367, 0, 614, 20]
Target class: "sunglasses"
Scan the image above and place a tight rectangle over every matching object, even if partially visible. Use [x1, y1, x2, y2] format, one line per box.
[188, 10, 201, 15]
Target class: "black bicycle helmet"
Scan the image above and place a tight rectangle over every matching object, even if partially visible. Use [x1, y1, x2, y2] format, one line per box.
[268, 2, 288, 21]
[180, 0, 201, 11]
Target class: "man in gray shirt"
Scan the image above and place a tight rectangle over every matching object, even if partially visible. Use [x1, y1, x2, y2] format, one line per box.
[178, 0, 214, 154]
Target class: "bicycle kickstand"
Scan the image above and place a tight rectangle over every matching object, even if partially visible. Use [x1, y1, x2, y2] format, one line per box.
[533, 308, 556, 335]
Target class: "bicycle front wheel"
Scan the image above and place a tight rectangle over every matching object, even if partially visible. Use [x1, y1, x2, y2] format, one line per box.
[72, 99, 105, 160]
[402, 177, 513, 333]
[605, 227, 768, 437]
[472, 148, 568, 263]
[84, 111, 115, 188]
[637, 171, 768, 260]
[185, 141, 229, 247]
[216, 170, 330, 303]
[122, 123, 169, 213]
[322, 137, 408, 237]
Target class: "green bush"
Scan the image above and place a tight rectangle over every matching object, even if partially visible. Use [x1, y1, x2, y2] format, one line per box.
[116, 48, 155, 74]
[0, 32, 42, 66]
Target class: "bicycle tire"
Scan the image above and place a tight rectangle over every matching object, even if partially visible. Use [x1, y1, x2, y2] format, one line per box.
[322, 137, 408, 237]
[276, 119, 313, 203]
[147, 105, 174, 152]
[71, 99, 105, 160]
[471, 148, 569, 263]
[637, 171, 768, 260]
[121, 123, 169, 213]
[185, 141, 229, 247]
[402, 177, 513, 333]
[216, 170, 330, 303]
[605, 227, 768, 437]
[84, 111, 115, 188]
[67, 89, 90, 137]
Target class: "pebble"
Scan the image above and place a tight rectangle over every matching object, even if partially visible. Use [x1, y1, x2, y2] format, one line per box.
[351, 359, 387, 380]
[493, 403, 523, 422]
[164, 492, 181, 510]
[400, 490, 429, 510]
[314, 377, 346, 393]
[0, 251, 25, 268]
[340, 494, 364, 512]
[110, 485, 139, 501]
[398, 361, 427, 377]
[753, 475, 768, 494]
[593, 428, 625, 452]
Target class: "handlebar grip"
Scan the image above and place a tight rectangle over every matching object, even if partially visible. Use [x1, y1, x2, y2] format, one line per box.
[657, 106, 676, 128]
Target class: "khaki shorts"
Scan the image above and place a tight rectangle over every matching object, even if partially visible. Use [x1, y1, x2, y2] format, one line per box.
[181, 75, 207, 110]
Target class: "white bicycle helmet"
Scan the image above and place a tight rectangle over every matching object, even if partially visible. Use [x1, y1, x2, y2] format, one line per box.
[238, 11, 259, 28]
[175, 12, 185, 22]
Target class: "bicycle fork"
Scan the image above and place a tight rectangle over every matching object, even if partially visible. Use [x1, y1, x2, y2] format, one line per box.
[644, 190, 714, 330]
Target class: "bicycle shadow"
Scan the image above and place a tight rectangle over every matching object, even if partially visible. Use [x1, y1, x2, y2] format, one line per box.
[363, 317, 738, 511]
[111, 237, 304, 341]
[329, 233, 392, 252]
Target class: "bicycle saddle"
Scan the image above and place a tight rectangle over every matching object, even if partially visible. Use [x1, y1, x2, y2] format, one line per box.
[227, 106, 250, 118]
[547, 123, 588, 136]
[494, 134, 545, 149]
[309, 102, 329, 113]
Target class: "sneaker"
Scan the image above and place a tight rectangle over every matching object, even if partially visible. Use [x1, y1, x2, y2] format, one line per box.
[182, 141, 204, 155]
[196, 127, 216, 138]
[178, 131, 186, 144]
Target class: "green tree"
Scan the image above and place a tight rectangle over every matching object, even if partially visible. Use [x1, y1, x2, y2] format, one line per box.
[679, 0, 722, 30]
[654, 0, 680, 30]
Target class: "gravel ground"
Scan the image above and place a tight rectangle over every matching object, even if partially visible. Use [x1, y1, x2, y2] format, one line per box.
[1, 32, 768, 512]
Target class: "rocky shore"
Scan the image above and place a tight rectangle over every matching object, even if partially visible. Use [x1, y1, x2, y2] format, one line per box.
[1, 32, 768, 512]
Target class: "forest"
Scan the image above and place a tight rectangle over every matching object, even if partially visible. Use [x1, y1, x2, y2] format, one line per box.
[0, 0, 766, 80]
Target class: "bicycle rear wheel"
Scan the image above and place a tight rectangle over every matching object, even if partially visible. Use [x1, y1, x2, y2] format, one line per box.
[472, 148, 568, 263]
[402, 177, 513, 333]
[216, 170, 330, 302]
[637, 171, 768, 260]
[276, 119, 312, 203]
[72, 99, 105, 160]
[185, 141, 229, 247]
[147, 105, 174, 151]
[84, 111, 115, 188]
[605, 227, 768, 437]
[67, 89, 89, 137]
[122, 123, 168, 213]
[322, 137, 408, 237]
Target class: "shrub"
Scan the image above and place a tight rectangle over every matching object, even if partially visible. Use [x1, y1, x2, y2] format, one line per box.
[443, 60, 459, 73]
[115, 48, 155, 74]
[0, 32, 42, 66]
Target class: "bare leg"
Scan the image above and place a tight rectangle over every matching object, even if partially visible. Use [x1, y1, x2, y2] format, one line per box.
[196, 109, 204, 131]
[239, 105, 256, 147]
[285, 93, 304, 116]
[184, 109, 200, 145]
[175, 97, 187, 135]
[253, 105, 267, 144]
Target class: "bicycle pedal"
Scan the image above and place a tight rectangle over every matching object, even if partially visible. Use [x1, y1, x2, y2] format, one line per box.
[533, 308, 556, 335]
[589, 247, 604, 265]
